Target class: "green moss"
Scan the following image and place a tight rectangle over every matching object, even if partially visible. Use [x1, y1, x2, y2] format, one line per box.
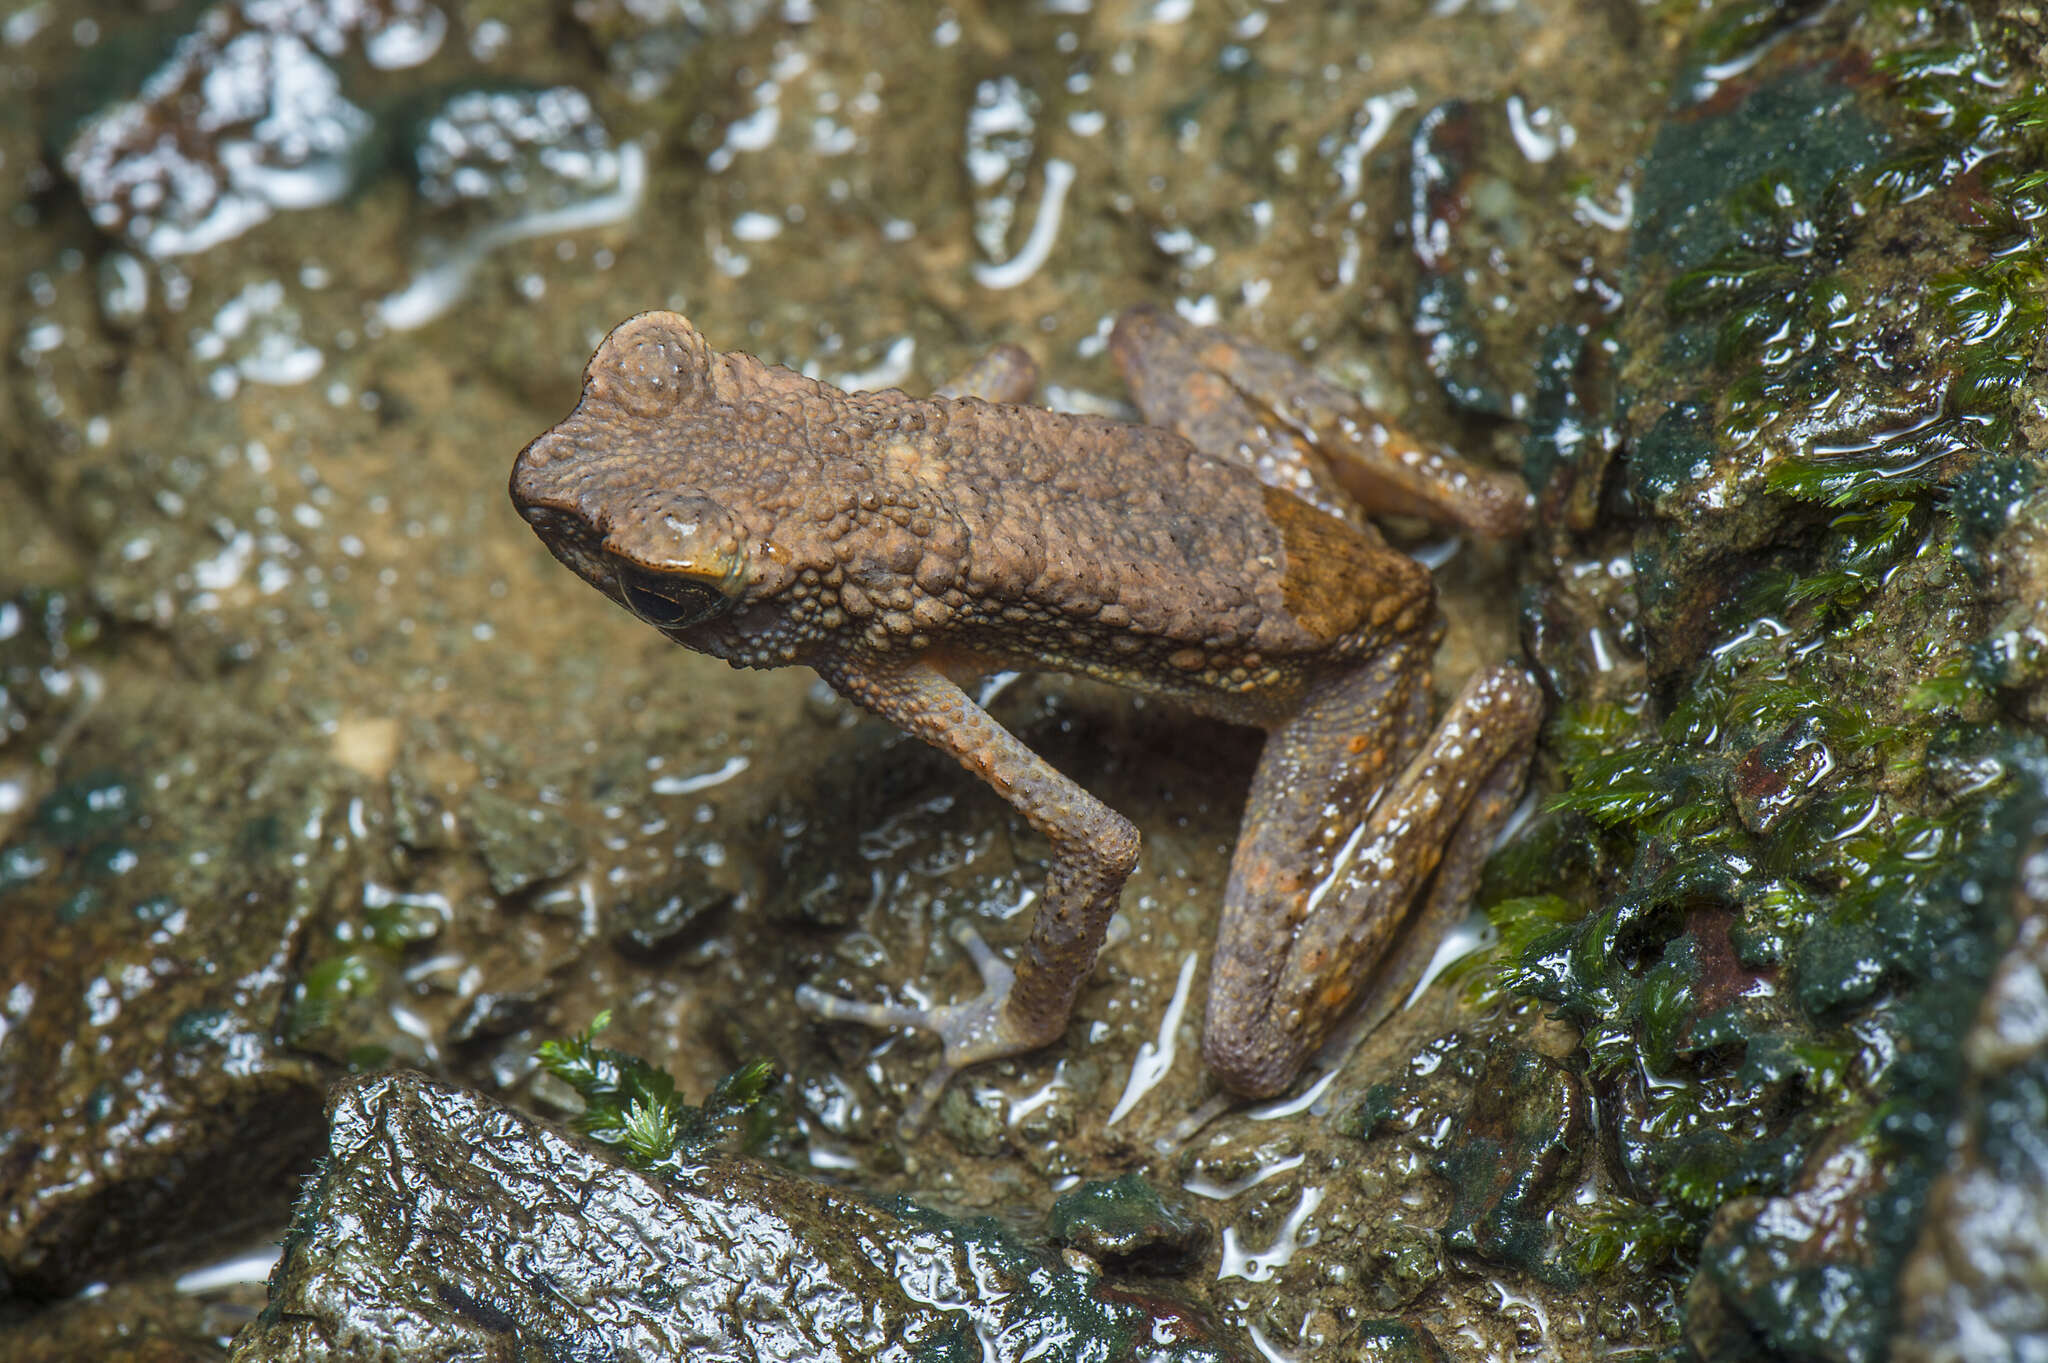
[1457, 894, 1581, 1009]
[285, 953, 379, 1045]
[1662, 173, 1860, 375]
[1344, 1318, 1450, 1363]
[361, 893, 446, 949]
[1764, 51, 2046, 513]
[913, 1326, 983, 1363]
[1480, 552, 2021, 1350]
[0, 768, 147, 912]
[1433, 8, 2048, 1356]
[1775, 501, 1921, 611]
[1562, 1201, 1697, 1283]
[1631, 65, 1890, 280]
[534, 1011, 785, 1175]
[1902, 655, 1991, 713]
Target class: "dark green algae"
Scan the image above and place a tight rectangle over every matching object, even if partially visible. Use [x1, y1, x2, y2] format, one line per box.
[1047, 1173, 1213, 1276]
[1428, 2, 2048, 1358]
[1618, 12, 2048, 680]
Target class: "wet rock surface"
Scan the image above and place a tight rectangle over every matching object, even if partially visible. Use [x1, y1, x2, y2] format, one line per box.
[0, 729, 340, 1298]
[1049, 1172, 1214, 1275]
[0, 1270, 267, 1362]
[1430, 1042, 1585, 1283]
[1891, 806, 2048, 1363]
[0, 0, 2044, 1359]
[231, 1069, 1248, 1363]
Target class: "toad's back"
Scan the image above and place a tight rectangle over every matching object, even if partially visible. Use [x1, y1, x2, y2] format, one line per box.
[512, 312, 1436, 709]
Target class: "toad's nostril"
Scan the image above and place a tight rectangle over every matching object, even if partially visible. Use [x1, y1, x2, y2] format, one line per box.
[510, 429, 575, 505]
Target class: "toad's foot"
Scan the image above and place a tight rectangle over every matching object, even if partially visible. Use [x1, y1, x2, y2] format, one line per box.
[797, 918, 1056, 1134]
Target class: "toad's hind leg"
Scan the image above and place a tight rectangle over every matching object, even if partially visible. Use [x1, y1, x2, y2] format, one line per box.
[1110, 302, 1530, 538]
[1203, 660, 1541, 1098]
[796, 655, 1138, 1132]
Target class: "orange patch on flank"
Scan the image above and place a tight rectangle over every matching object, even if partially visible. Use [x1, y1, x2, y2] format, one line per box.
[1262, 486, 1422, 643]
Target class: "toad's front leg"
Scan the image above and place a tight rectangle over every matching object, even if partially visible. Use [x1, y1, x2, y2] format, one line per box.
[795, 654, 1139, 1132]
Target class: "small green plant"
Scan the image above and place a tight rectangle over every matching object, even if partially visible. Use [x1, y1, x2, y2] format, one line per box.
[535, 1011, 782, 1176]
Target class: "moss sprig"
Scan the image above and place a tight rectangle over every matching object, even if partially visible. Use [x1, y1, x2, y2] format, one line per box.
[535, 1011, 782, 1176]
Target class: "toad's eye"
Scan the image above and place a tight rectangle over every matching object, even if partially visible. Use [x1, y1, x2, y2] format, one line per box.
[613, 563, 731, 631]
